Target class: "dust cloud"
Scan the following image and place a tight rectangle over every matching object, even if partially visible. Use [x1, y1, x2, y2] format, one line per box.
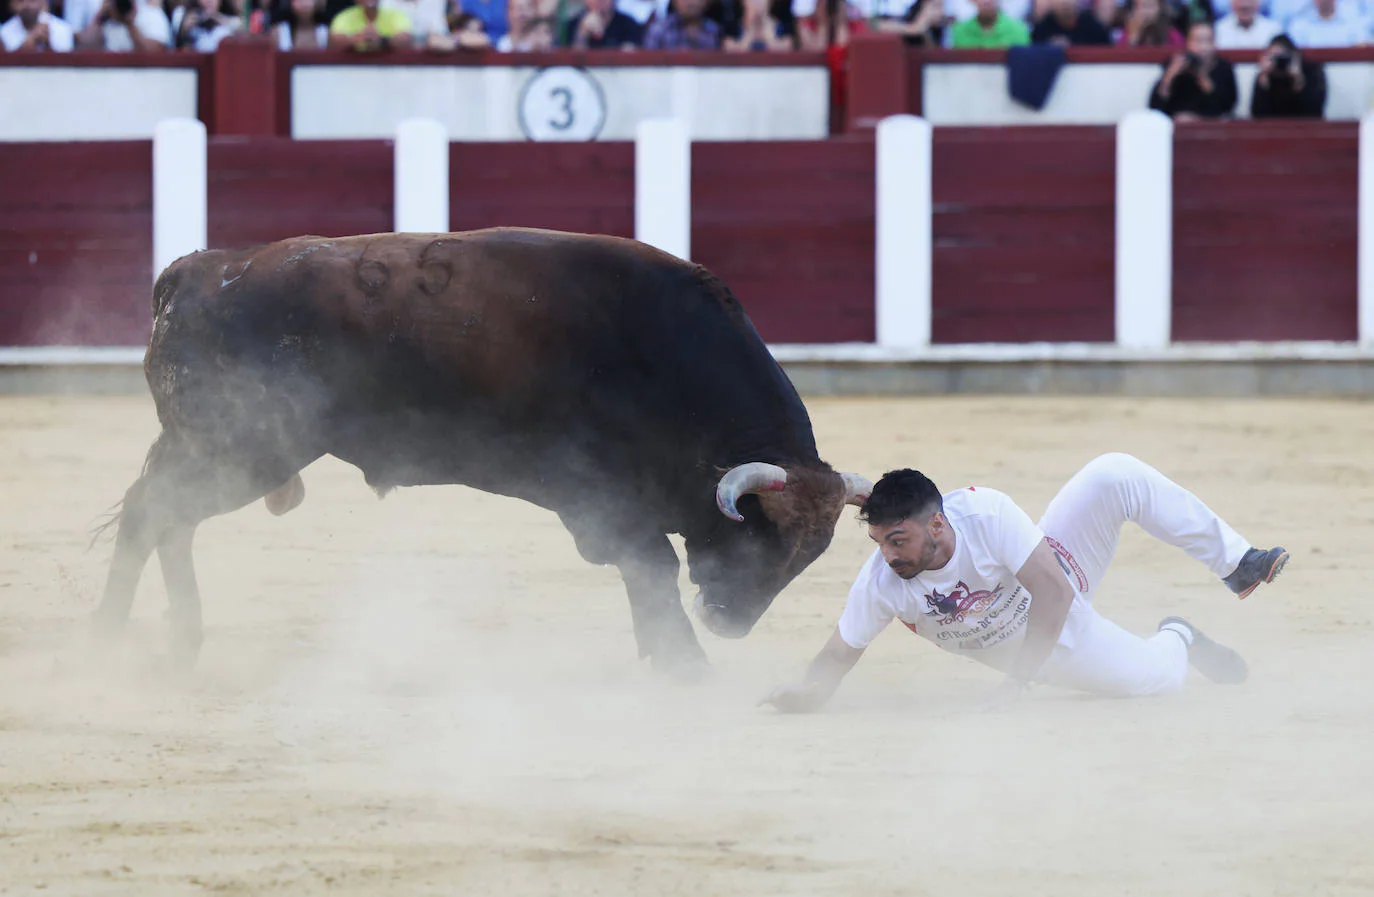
[0, 394, 1371, 896]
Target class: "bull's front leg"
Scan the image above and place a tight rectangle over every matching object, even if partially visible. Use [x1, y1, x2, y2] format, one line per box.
[616, 534, 709, 681]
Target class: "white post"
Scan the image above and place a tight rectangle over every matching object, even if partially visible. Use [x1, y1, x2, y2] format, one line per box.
[635, 118, 690, 261]
[394, 118, 449, 234]
[152, 118, 207, 280]
[875, 114, 932, 351]
[1359, 112, 1374, 346]
[1115, 109, 1174, 351]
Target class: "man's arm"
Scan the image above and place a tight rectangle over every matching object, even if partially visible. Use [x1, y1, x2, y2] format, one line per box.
[760, 627, 866, 714]
[1004, 539, 1075, 688]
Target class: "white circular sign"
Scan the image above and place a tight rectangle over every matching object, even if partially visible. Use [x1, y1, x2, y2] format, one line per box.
[517, 66, 608, 142]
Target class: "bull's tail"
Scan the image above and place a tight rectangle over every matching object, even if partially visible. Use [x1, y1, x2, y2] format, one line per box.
[87, 430, 178, 551]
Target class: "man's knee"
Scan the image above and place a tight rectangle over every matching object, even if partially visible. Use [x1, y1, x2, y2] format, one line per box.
[1080, 452, 1148, 481]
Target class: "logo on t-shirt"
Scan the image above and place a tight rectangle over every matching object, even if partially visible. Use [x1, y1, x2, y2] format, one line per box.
[923, 581, 1004, 624]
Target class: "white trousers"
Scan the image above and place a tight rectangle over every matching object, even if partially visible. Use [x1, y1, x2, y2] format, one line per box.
[1024, 453, 1252, 698]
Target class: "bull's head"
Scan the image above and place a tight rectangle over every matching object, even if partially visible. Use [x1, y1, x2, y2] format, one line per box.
[685, 461, 872, 639]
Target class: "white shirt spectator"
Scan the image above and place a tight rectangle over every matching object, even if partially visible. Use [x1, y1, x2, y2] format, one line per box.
[170, 3, 236, 51]
[59, 0, 101, 31]
[1269, 0, 1370, 27]
[1, 10, 75, 50]
[104, 0, 174, 49]
[1287, 2, 1368, 45]
[617, 0, 671, 23]
[275, 19, 330, 47]
[382, 0, 449, 36]
[1214, 10, 1282, 45]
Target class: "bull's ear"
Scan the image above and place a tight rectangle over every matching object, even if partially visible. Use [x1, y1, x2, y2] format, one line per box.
[716, 462, 788, 522]
[841, 472, 873, 508]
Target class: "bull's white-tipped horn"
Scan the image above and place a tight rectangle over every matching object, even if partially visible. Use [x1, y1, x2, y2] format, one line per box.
[715, 462, 788, 522]
[841, 472, 874, 508]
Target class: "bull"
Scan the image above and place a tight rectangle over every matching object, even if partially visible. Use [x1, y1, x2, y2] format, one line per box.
[92, 227, 872, 676]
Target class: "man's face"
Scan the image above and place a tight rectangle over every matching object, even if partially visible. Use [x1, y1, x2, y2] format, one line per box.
[15, 0, 43, 28]
[1053, 0, 1077, 17]
[361, 0, 380, 11]
[677, 0, 707, 18]
[1231, 0, 1256, 23]
[974, 0, 999, 16]
[1314, 0, 1335, 14]
[585, 0, 612, 15]
[1186, 22, 1214, 56]
[868, 514, 944, 580]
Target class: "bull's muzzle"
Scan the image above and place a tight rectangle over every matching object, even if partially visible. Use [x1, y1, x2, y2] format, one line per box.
[692, 591, 753, 639]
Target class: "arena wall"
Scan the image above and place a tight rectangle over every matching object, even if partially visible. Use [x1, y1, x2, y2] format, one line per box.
[1, 122, 1361, 350]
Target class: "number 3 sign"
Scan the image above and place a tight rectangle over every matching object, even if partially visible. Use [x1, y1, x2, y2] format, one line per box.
[517, 66, 608, 142]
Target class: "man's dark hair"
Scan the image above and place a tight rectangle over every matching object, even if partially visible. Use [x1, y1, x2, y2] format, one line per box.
[858, 468, 943, 528]
[1269, 33, 1297, 53]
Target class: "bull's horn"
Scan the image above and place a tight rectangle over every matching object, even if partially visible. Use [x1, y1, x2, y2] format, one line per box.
[716, 462, 788, 522]
[841, 472, 874, 508]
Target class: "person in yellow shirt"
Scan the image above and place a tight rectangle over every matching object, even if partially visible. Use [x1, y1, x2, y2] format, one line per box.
[329, 0, 414, 50]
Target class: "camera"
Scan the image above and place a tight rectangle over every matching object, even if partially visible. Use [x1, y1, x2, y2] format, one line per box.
[113, 0, 133, 15]
[1272, 52, 1293, 68]
[1184, 51, 1203, 69]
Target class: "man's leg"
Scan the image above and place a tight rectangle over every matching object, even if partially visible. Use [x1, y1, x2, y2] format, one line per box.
[1031, 453, 1270, 696]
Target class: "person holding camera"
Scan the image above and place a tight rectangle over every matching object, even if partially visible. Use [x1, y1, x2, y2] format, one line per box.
[171, 0, 240, 50]
[75, 0, 171, 49]
[1251, 34, 1327, 117]
[1, 0, 76, 51]
[1148, 20, 1238, 120]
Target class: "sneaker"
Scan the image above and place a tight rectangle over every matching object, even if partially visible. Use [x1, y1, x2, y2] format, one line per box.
[1158, 616, 1249, 685]
[1222, 547, 1290, 600]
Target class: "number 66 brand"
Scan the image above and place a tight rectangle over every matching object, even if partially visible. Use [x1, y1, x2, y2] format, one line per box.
[517, 67, 608, 142]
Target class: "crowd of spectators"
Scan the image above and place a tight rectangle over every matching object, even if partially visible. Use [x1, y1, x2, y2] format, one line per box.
[0, 0, 1347, 117]
[0, 0, 1369, 57]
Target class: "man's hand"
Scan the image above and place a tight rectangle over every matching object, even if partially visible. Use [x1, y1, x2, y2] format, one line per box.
[759, 681, 826, 714]
[759, 627, 866, 715]
[976, 675, 1028, 713]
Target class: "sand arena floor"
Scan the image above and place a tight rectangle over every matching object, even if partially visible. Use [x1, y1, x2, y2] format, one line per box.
[0, 393, 1371, 896]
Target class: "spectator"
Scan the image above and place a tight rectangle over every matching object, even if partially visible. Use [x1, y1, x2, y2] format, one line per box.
[618, 0, 671, 25]
[428, 0, 491, 46]
[383, 0, 449, 41]
[1116, 0, 1184, 45]
[794, 0, 867, 50]
[1213, 0, 1279, 46]
[496, 0, 554, 46]
[949, 0, 1031, 46]
[2, 0, 75, 50]
[886, 0, 947, 44]
[565, 0, 644, 46]
[273, 0, 330, 46]
[171, 0, 239, 50]
[723, 0, 791, 46]
[1148, 20, 1237, 119]
[644, 0, 722, 46]
[461, 0, 508, 40]
[1251, 32, 1327, 115]
[76, 0, 171, 49]
[1032, 0, 1112, 42]
[1174, 0, 1212, 30]
[329, 0, 414, 47]
[1287, 0, 1365, 46]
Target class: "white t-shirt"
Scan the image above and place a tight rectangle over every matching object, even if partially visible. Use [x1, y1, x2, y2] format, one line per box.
[1287, 7, 1368, 46]
[1, 11, 76, 50]
[104, 2, 173, 50]
[1213, 12, 1282, 47]
[838, 487, 1048, 667]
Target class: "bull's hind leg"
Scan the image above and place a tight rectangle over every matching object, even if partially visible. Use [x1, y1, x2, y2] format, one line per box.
[94, 431, 311, 669]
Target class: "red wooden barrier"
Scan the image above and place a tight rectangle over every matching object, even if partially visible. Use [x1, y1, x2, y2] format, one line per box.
[692, 140, 877, 343]
[1172, 121, 1358, 342]
[0, 126, 1359, 349]
[0, 142, 153, 347]
[932, 126, 1117, 343]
